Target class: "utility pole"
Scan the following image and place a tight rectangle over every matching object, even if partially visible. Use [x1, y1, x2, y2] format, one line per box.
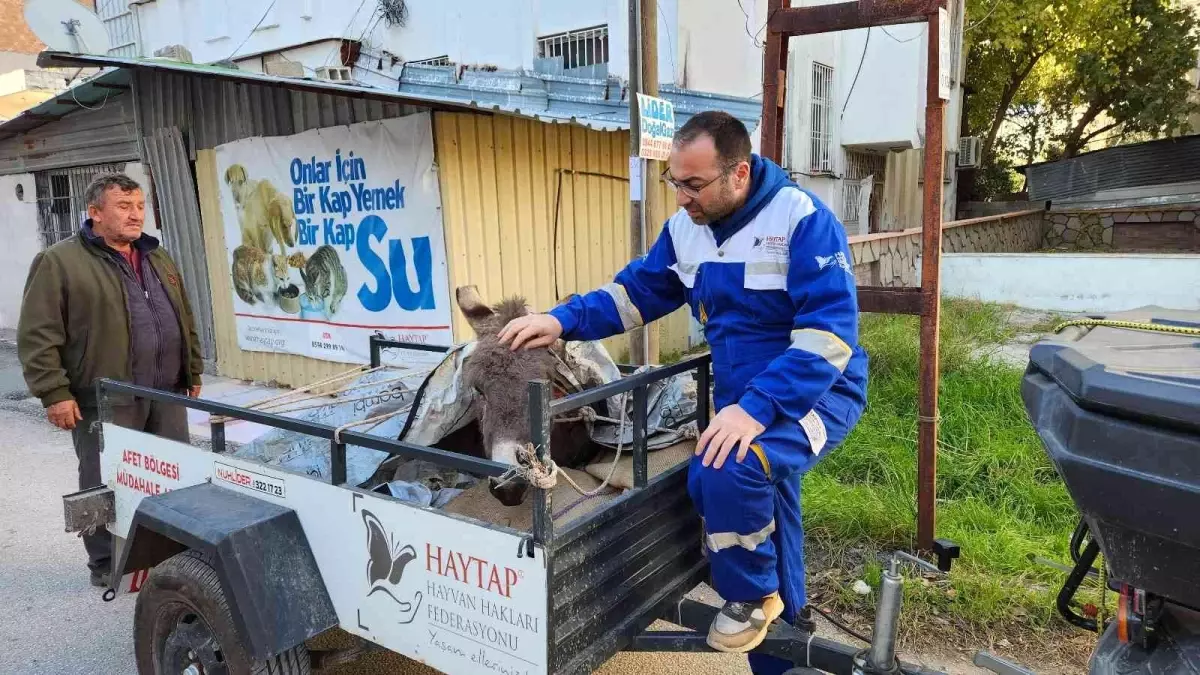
[640, 0, 660, 365]
[627, 0, 648, 365]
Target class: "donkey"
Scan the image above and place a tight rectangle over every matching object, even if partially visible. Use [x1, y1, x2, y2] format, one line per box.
[455, 285, 606, 506]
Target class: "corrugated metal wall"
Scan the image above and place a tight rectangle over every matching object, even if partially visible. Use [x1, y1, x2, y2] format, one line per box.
[433, 112, 631, 358]
[143, 127, 217, 363]
[432, 111, 689, 362]
[880, 148, 961, 233]
[882, 150, 923, 232]
[1026, 135, 1200, 202]
[0, 93, 139, 174]
[134, 71, 426, 158]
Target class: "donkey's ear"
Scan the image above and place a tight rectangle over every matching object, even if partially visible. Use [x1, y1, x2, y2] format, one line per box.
[455, 285, 494, 327]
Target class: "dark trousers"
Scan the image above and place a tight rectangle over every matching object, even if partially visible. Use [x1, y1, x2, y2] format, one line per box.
[71, 399, 190, 572]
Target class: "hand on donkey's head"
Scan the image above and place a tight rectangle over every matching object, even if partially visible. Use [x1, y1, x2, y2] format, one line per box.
[455, 284, 561, 351]
[498, 314, 562, 351]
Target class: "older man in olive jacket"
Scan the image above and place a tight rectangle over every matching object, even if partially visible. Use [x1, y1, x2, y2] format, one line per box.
[17, 172, 204, 587]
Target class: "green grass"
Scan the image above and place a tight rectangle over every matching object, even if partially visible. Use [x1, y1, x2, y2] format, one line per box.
[802, 299, 1088, 639]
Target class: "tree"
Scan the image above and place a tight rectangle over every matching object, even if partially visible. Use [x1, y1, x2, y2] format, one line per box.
[1047, 0, 1200, 157]
[963, 0, 1077, 164]
[963, 0, 1200, 196]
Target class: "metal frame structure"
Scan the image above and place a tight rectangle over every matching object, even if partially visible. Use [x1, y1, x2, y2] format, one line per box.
[759, 0, 949, 550]
[93, 337, 955, 673]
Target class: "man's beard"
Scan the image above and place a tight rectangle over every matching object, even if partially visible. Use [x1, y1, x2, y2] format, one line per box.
[687, 183, 739, 226]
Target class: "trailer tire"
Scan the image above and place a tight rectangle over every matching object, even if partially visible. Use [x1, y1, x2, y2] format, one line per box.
[133, 549, 311, 675]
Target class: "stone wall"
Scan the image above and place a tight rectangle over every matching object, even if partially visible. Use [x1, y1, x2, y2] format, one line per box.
[848, 209, 1045, 287]
[1043, 204, 1200, 252]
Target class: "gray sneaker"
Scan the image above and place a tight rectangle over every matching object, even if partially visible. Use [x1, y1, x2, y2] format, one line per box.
[89, 570, 110, 588]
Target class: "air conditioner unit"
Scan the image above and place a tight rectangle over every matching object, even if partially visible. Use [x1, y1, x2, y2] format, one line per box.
[315, 66, 353, 82]
[958, 136, 981, 168]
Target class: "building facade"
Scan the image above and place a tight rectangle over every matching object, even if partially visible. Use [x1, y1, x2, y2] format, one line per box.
[779, 0, 969, 235]
[101, 0, 765, 100]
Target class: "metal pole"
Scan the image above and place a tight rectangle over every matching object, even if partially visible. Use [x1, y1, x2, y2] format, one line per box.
[632, 385, 649, 488]
[759, 0, 790, 163]
[867, 558, 904, 671]
[529, 380, 554, 547]
[917, 9, 946, 551]
[627, 0, 648, 366]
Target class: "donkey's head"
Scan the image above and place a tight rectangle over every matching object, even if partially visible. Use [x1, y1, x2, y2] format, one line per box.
[456, 285, 556, 506]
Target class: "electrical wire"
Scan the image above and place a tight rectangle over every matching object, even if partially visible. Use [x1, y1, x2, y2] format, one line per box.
[810, 605, 870, 644]
[965, 0, 1002, 32]
[323, 0, 372, 67]
[841, 28, 871, 119]
[71, 85, 112, 111]
[737, 0, 779, 49]
[811, 604, 925, 675]
[226, 0, 279, 61]
[355, 7, 386, 52]
[658, 4, 677, 80]
[880, 25, 925, 44]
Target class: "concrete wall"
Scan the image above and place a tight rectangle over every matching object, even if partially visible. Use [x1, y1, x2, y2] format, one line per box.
[0, 173, 40, 330]
[942, 253, 1200, 312]
[1043, 204, 1200, 252]
[675, 0, 763, 97]
[847, 209, 1044, 287]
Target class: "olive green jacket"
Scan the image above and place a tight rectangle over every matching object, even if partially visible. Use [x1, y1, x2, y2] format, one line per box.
[17, 231, 203, 408]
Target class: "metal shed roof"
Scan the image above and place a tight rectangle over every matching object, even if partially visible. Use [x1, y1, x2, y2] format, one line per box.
[1, 51, 760, 142]
[1018, 133, 1200, 202]
[0, 67, 133, 140]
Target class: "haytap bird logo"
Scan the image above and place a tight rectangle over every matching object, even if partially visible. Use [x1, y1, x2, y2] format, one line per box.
[815, 252, 852, 274]
[362, 509, 422, 624]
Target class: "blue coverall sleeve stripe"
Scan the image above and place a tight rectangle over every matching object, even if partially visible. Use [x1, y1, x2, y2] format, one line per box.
[738, 206, 860, 429]
[549, 222, 687, 342]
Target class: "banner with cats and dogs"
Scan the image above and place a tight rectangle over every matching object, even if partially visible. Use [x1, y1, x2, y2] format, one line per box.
[215, 112, 453, 364]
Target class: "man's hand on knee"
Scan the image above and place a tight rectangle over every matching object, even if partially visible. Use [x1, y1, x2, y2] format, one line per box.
[696, 404, 765, 470]
[47, 399, 82, 431]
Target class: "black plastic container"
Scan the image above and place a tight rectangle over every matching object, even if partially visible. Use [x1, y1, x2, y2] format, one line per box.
[1021, 307, 1200, 611]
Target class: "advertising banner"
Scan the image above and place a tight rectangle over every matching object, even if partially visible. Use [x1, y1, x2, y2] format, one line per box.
[215, 112, 453, 364]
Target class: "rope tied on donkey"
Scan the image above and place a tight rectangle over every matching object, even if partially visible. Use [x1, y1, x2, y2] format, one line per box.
[553, 405, 701, 440]
[494, 391, 700, 498]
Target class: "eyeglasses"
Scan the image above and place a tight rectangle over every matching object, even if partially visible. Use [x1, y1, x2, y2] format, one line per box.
[660, 167, 726, 199]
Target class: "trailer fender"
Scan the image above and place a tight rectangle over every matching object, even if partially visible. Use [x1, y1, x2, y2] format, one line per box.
[115, 482, 338, 661]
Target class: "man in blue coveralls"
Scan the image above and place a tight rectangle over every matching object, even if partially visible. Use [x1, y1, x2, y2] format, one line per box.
[498, 110, 868, 674]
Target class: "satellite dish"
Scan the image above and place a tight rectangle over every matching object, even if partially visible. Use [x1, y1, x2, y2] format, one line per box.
[24, 0, 111, 54]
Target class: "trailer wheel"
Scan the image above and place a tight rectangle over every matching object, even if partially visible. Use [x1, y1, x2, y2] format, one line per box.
[133, 549, 311, 675]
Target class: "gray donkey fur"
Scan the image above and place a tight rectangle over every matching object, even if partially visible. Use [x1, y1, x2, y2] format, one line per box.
[455, 285, 604, 506]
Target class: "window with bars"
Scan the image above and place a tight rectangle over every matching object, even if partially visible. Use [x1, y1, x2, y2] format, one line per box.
[34, 164, 128, 248]
[410, 55, 452, 67]
[810, 62, 835, 174]
[97, 0, 139, 56]
[841, 150, 886, 231]
[537, 25, 609, 72]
